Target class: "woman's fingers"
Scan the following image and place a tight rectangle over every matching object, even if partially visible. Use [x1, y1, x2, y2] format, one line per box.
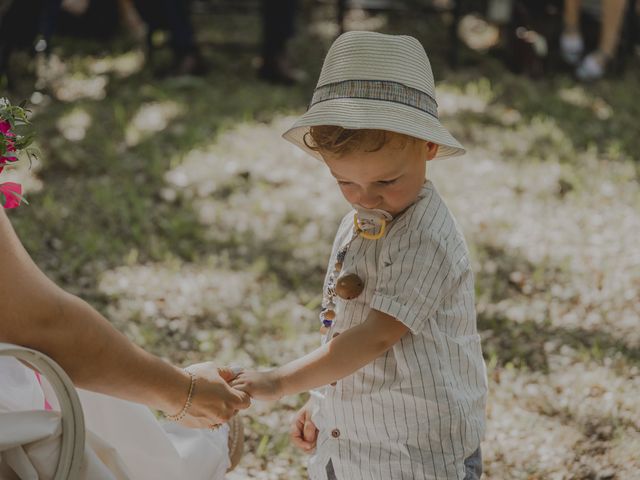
[218, 365, 244, 383]
[233, 389, 252, 409]
[217, 366, 236, 382]
[217, 386, 250, 419]
[229, 379, 248, 395]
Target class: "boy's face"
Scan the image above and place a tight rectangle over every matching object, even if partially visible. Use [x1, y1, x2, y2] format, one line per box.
[322, 135, 439, 217]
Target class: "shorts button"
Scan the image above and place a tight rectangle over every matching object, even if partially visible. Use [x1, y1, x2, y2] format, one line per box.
[331, 428, 340, 438]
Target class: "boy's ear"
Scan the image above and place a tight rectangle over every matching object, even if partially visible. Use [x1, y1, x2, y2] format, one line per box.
[425, 141, 439, 161]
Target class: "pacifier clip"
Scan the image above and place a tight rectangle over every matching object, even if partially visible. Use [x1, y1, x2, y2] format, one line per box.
[319, 210, 390, 334]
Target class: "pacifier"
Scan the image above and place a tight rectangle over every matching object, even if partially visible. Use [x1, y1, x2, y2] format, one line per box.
[352, 206, 393, 240]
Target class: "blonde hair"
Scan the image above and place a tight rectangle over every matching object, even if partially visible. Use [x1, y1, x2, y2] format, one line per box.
[303, 126, 413, 157]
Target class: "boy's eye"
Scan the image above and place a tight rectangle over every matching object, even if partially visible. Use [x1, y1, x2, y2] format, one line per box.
[377, 179, 398, 186]
[337, 181, 353, 186]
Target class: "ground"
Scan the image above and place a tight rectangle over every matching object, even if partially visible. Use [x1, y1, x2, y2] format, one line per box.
[3, 3, 639, 479]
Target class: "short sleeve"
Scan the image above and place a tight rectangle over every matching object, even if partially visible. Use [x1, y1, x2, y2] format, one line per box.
[371, 227, 466, 334]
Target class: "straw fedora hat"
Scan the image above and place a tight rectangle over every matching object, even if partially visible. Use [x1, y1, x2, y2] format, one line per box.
[283, 31, 465, 159]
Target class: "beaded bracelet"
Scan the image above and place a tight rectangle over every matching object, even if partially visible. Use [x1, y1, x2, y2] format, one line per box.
[165, 369, 196, 422]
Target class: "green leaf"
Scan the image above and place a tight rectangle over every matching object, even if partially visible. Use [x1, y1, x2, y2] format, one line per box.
[256, 434, 270, 457]
[12, 190, 29, 205]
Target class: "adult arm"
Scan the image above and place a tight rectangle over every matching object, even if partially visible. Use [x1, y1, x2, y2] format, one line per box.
[0, 209, 249, 426]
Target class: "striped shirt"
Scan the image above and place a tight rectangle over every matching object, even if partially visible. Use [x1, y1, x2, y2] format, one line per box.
[308, 180, 487, 480]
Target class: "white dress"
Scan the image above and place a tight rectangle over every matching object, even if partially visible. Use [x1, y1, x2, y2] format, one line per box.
[0, 357, 230, 480]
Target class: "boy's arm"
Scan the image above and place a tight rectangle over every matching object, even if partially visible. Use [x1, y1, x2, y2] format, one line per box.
[231, 309, 409, 399]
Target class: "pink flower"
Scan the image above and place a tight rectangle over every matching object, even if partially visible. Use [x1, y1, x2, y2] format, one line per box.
[0, 182, 22, 209]
[0, 152, 17, 174]
[0, 124, 17, 172]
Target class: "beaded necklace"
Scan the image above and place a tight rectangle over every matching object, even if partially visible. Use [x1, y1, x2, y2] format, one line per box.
[319, 208, 392, 334]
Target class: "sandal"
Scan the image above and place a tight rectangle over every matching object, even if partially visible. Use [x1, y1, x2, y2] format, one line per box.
[226, 415, 245, 472]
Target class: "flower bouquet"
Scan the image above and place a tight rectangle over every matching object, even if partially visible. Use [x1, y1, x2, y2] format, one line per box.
[0, 98, 36, 209]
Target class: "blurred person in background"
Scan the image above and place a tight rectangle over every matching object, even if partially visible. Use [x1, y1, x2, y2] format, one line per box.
[131, 0, 207, 76]
[560, 0, 629, 80]
[258, 0, 305, 84]
[131, 0, 304, 81]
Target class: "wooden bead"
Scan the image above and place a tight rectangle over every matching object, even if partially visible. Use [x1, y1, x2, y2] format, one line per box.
[334, 261, 343, 272]
[323, 309, 336, 320]
[335, 273, 364, 300]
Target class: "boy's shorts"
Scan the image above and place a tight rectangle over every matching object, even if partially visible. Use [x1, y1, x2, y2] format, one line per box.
[325, 448, 483, 480]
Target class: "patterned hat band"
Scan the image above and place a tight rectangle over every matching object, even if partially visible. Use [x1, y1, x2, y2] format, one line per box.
[309, 79, 439, 119]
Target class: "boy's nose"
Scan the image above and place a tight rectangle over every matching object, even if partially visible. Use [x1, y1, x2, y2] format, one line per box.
[357, 192, 382, 209]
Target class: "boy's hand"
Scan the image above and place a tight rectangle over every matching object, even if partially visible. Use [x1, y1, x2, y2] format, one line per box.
[230, 369, 283, 401]
[290, 401, 318, 453]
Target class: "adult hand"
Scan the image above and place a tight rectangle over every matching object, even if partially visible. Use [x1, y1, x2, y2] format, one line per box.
[177, 362, 251, 428]
[290, 400, 318, 453]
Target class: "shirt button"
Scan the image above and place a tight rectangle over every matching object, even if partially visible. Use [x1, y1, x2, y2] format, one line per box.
[331, 428, 340, 438]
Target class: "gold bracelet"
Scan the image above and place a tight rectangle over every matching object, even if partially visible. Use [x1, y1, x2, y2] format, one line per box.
[165, 369, 196, 422]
